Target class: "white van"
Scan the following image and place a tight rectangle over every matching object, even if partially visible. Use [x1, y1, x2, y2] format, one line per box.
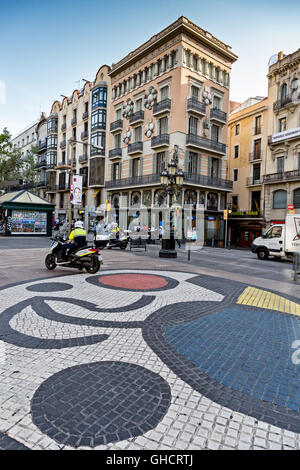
[251, 214, 300, 260]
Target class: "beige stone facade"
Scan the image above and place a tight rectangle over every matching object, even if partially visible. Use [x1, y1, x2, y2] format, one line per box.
[264, 49, 300, 223]
[106, 16, 237, 244]
[227, 97, 268, 246]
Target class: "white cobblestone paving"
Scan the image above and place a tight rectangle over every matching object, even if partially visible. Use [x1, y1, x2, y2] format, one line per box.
[0, 270, 299, 450]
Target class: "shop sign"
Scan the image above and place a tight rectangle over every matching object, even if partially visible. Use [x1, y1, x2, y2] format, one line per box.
[230, 211, 259, 217]
[207, 216, 216, 221]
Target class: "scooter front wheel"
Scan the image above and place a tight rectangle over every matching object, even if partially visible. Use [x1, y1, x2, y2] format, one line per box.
[45, 254, 57, 270]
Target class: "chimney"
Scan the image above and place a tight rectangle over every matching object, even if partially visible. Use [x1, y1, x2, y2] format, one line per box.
[278, 51, 284, 61]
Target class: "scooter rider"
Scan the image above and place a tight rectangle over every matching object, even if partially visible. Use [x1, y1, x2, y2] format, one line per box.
[60, 221, 87, 261]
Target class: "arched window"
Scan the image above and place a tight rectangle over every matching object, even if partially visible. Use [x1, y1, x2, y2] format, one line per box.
[291, 78, 299, 101]
[293, 188, 300, 208]
[273, 189, 287, 209]
[280, 83, 287, 105]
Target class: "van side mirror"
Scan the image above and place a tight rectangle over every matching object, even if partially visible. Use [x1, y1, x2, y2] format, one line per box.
[261, 234, 265, 239]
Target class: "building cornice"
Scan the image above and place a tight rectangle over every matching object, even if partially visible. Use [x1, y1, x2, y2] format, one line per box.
[109, 16, 237, 78]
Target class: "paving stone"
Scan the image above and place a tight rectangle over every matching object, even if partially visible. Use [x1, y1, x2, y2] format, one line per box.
[0, 268, 299, 451]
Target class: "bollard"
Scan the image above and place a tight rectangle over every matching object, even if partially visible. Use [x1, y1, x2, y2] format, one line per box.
[293, 251, 300, 281]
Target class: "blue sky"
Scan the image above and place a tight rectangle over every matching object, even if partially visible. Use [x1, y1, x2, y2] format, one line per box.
[1, 0, 300, 136]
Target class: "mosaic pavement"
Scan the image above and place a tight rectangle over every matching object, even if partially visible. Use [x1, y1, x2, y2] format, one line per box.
[0, 269, 300, 450]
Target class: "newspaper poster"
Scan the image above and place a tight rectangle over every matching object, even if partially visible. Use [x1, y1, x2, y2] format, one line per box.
[70, 175, 82, 205]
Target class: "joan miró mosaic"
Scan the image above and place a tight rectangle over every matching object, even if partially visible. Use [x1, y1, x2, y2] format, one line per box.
[0, 270, 300, 449]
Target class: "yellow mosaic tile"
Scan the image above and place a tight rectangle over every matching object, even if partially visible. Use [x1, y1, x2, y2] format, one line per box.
[236, 286, 300, 316]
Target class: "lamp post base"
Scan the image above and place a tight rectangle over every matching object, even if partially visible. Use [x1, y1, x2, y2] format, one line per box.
[159, 237, 177, 258]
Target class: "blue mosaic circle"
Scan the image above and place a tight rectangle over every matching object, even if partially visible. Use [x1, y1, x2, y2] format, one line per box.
[31, 361, 171, 448]
[166, 306, 300, 412]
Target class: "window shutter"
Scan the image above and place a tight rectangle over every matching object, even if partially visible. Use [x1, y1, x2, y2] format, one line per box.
[118, 162, 122, 179]
[163, 151, 168, 171]
[110, 163, 113, 181]
[139, 156, 143, 175]
[129, 159, 133, 177]
[197, 154, 201, 174]
[184, 151, 190, 173]
[208, 157, 212, 177]
[218, 159, 222, 179]
[152, 154, 157, 174]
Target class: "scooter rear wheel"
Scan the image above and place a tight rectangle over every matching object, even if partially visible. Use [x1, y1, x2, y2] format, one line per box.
[45, 254, 57, 270]
[85, 258, 100, 274]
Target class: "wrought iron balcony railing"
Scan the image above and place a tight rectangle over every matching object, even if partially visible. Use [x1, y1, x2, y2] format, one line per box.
[153, 99, 171, 115]
[81, 131, 88, 140]
[129, 110, 144, 125]
[246, 177, 262, 186]
[184, 173, 233, 190]
[249, 151, 263, 161]
[82, 111, 89, 120]
[186, 134, 226, 154]
[105, 173, 160, 189]
[210, 108, 227, 123]
[105, 172, 233, 191]
[264, 169, 300, 184]
[151, 134, 169, 148]
[273, 94, 293, 112]
[109, 148, 122, 158]
[110, 119, 123, 132]
[128, 142, 143, 154]
[79, 154, 88, 163]
[187, 98, 206, 115]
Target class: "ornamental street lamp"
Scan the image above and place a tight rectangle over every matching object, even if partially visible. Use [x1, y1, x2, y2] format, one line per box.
[223, 203, 232, 249]
[159, 148, 184, 258]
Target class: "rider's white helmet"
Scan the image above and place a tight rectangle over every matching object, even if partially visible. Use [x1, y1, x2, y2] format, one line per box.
[75, 221, 84, 229]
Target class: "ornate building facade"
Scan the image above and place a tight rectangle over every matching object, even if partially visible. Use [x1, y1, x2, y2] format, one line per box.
[264, 49, 300, 223]
[105, 16, 237, 244]
[41, 66, 111, 220]
[227, 97, 268, 246]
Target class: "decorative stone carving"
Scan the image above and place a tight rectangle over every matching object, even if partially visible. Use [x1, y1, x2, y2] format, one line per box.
[123, 128, 131, 145]
[203, 86, 212, 105]
[145, 119, 155, 138]
[144, 86, 158, 110]
[122, 99, 134, 119]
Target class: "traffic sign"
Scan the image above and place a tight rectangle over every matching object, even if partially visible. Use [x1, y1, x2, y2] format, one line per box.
[288, 204, 294, 210]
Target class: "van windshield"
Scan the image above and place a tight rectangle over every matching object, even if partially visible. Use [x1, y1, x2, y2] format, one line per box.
[264, 226, 282, 239]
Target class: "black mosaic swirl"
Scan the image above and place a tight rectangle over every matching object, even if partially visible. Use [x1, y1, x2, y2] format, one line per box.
[86, 273, 179, 292]
[0, 432, 29, 450]
[31, 361, 171, 447]
[26, 282, 73, 292]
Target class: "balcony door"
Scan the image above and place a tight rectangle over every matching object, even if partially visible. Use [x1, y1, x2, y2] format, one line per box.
[253, 163, 261, 183]
[277, 156, 284, 173]
[209, 157, 221, 179]
[188, 116, 198, 136]
[211, 125, 220, 142]
[159, 117, 168, 135]
[253, 139, 261, 159]
[251, 191, 261, 212]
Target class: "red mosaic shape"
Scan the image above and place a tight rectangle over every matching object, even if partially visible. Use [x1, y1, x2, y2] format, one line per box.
[98, 273, 168, 290]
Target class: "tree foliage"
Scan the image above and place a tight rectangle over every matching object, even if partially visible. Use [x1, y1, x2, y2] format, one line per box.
[0, 128, 39, 185]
